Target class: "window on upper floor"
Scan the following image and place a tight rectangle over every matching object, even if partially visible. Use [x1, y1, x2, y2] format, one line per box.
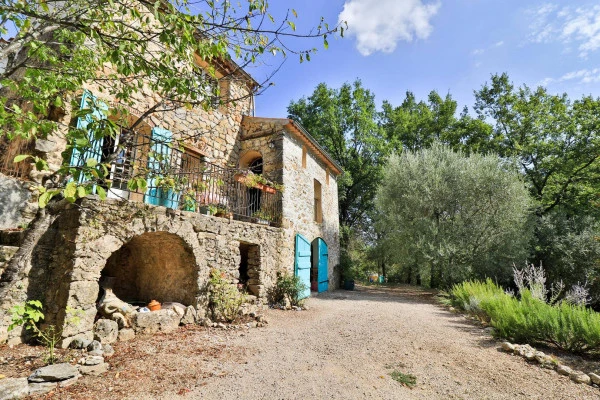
[314, 179, 322, 223]
[302, 146, 307, 168]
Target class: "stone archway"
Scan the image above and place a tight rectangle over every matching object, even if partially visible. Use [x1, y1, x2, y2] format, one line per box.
[101, 231, 199, 306]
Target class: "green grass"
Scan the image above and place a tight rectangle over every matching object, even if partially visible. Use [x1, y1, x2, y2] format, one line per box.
[390, 370, 417, 388]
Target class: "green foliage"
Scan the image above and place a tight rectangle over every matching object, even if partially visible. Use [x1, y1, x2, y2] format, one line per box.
[389, 370, 417, 388]
[8, 300, 81, 364]
[1, 0, 341, 205]
[269, 272, 308, 307]
[535, 210, 600, 306]
[208, 269, 246, 323]
[472, 73, 600, 216]
[288, 80, 389, 233]
[376, 144, 533, 288]
[449, 280, 600, 354]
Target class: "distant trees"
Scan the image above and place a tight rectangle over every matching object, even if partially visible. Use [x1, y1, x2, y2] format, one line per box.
[376, 144, 532, 288]
[290, 76, 600, 293]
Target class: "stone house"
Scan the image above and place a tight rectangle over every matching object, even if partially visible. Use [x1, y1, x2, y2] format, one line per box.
[0, 40, 342, 345]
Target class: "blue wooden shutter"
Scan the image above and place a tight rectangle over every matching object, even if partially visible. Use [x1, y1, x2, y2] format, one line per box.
[317, 238, 329, 292]
[294, 234, 312, 299]
[145, 127, 180, 208]
[70, 90, 107, 183]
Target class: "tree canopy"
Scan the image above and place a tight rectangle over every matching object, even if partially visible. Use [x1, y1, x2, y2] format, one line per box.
[472, 73, 600, 216]
[0, 0, 342, 202]
[376, 143, 533, 288]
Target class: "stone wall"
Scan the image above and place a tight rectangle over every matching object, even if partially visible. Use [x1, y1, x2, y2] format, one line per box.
[0, 197, 287, 346]
[0, 175, 36, 229]
[280, 131, 340, 288]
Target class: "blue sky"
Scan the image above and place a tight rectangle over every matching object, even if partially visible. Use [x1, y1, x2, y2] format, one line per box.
[250, 0, 600, 118]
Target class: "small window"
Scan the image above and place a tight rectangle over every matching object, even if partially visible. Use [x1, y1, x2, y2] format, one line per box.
[302, 146, 307, 168]
[314, 179, 322, 223]
[326, 169, 330, 185]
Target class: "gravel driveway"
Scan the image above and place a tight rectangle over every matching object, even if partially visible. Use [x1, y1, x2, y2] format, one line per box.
[178, 285, 598, 400]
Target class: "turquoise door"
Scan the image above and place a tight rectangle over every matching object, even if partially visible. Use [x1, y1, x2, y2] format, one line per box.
[315, 238, 329, 292]
[145, 127, 180, 208]
[295, 234, 311, 299]
[70, 90, 106, 185]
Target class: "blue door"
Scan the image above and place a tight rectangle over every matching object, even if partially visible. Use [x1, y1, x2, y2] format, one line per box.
[295, 234, 311, 299]
[70, 90, 106, 185]
[145, 127, 180, 208]
[315, 238, 329, 292]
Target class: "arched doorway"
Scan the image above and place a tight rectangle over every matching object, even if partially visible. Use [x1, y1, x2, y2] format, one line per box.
[100, 232, 199, 306]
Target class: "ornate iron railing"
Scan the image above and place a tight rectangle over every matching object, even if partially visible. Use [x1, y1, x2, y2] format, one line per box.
[102, 132, 283, 226]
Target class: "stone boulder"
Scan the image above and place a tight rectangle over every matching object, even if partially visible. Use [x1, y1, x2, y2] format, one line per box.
[0, 378, 29, 400]
[118, 328, 135, 342]
[589, 372, 600, 385]
[132, 309, 181, 335]
[556, 365, 573, 376]
[28, 363, 79, 383]
[78, 363, 110, 376]
[570, 370, 591, 385]
[180, 306, 197, 325]
[94, 319, 119, 344]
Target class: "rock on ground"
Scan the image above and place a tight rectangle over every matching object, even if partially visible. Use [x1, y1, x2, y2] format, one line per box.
[118, 329, 135, 342]
[0, 378, 29, 400]
[94, 319, 119, 344]
[78, 363, 110, 376]
[132, 309, 180, 334]
[28, 363, 79, 383]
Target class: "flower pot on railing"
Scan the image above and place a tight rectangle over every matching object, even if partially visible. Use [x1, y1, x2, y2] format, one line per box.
[262, 185, 276, 194]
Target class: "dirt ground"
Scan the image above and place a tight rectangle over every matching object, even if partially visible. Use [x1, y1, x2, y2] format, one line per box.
[2, 284, 600, 399]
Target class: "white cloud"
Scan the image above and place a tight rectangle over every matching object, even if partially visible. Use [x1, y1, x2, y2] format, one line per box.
[338, 0, 441, 56]
[528, 4, 600, 57]
[472, 48, 485, 55]
[494, 41, 505, 47]
[539, 68, 600, 86]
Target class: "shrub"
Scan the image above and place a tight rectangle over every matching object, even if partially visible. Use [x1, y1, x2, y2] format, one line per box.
[9, 300, 81, 364]
[269, 272, 308, 307]
[448, 280, 600, 354]
[208, 269, 246, 322]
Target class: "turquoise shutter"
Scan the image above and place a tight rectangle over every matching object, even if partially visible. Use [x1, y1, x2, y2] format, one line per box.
[294, 234, 312, 299]
[70, 91, 106, 183]
[317, 238, 329, 292]
[145, 127, 180, 208]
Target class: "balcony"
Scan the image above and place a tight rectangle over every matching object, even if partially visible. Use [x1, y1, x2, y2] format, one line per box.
[76, 131, 283, 227]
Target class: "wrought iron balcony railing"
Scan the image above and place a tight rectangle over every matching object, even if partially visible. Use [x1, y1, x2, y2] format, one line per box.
[96, 132, 283, 227]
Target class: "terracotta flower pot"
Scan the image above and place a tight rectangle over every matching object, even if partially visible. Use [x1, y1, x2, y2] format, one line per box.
[148, 300, 161, 311]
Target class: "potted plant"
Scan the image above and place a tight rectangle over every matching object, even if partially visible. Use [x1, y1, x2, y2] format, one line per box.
[199, 204, 217, 216]
[251, 210, 271, 225]
[235, 171, 283, 194]
[215, 204, 232, 218]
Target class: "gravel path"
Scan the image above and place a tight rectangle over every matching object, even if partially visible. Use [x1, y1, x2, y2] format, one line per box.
[180, 285, 599, 400]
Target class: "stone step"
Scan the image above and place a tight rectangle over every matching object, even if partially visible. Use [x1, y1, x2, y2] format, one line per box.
[0, 245, 19, 276]
[0, 229, 26, 246]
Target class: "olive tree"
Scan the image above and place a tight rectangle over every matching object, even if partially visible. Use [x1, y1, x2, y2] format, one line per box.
[376, 143, 533, 288]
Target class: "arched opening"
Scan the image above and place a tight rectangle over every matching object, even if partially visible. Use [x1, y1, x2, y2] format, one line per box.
[100, 232, 198, 306]
[239, 150, 263, 216]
